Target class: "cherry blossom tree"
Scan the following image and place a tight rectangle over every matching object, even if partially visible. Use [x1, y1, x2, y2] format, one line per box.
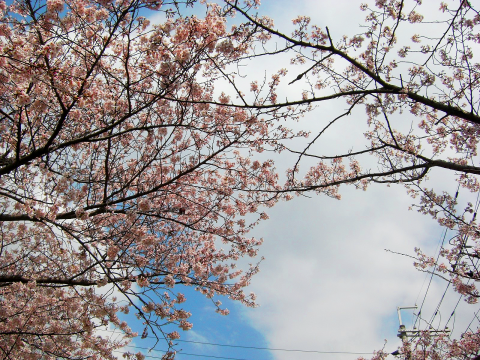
[2, 0, 480, 358]
[0, 0, 304, 358]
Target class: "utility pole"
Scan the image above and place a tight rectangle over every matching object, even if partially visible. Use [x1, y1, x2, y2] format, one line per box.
[397, 306, 418, 343]
[393, 306, 451, 358]
[396, 306, 451, 340]
[393, 306, 418, 360]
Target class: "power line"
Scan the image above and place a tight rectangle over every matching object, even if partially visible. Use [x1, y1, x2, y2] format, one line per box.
[465, 308, 480, 334]
[412, 185, 463, 313]
[103, 329, 374, 356]
[413, 185, 480, 333]
[433, 189, 480, 333]
[173, 340, 374, 355]
[113, 342, 374, 360]
[114, 349, 256, 360]
[425, 281, 450, 330]
[124, 342, 374, 355]
[445, 293, 463, 332]
[444, 260, 480, 336]
[413, 185, 460, 329]
[107, 334, 373, 355]
[108, 329, 375, 355]
[413, 226, 449, 330]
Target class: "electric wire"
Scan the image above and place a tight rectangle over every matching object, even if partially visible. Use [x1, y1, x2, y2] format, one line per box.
[426, 282, 449, 329]
[408, 185, 479, 342]
[172, 340, 374, 355]
[445, 293, 463, 331]
[413, 219, 452, 311]
[115, 341, 375, 356]
[444, 259, 480, 337]
[450, 311, 456, 336]
[434, 190, 480, 334]
[464, 308, 480, 333]
[413, 226, 449, 330]
[415, 185, 480, 333]
[113, 349, 255, 360]
[410, 312, 442, 334]
[476, 312, 480, 323]
[412, 185, 460, 329]
[102, 328, 374, 355]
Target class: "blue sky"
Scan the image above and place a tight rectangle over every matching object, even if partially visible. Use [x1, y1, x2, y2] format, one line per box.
[114, 287, 275, 360]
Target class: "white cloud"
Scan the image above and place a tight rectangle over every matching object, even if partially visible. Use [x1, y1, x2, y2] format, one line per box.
[241, 179, 477, 359]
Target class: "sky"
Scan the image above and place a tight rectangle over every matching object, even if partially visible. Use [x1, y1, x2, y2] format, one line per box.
[112, 1, 480, 359]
